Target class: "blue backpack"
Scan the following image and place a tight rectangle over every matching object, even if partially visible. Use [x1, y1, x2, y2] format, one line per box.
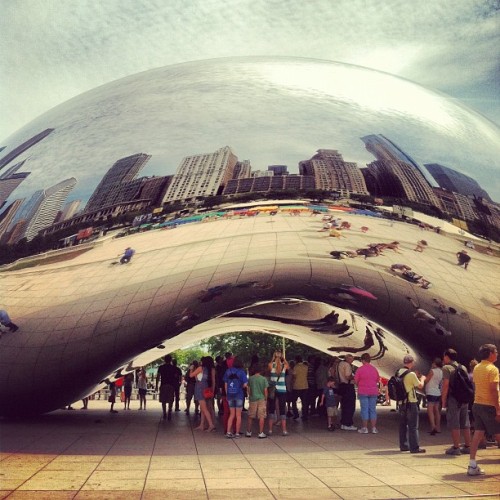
[226, 369, 242, 396]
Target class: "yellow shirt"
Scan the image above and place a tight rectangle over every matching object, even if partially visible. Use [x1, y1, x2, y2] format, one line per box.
[293, 363, 309, 390]
[399, 369, 420, 403]
[473, 360, 499, 406]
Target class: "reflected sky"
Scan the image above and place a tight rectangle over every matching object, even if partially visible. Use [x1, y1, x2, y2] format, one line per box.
[1, 57, 499, 203]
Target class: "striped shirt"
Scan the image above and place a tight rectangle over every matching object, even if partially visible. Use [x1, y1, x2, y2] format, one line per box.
[270, 363, 287, 393]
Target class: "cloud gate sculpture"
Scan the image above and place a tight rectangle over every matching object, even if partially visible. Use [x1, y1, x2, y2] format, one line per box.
[0, 57, 498, 416]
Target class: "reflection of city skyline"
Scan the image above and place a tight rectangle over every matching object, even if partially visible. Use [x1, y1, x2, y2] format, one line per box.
[0, 125, 498, 244]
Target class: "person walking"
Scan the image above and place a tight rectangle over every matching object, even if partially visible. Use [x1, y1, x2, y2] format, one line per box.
[441, 348, 472, 456]
[424, 357, 443, 435]
[467, 344, 500, 476]
[397, 355, 426, 453]
[354, 353, 380, 434]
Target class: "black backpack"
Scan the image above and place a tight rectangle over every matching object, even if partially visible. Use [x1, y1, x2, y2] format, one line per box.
[449, 363, 474, 404]
[388, 369, 410, 402]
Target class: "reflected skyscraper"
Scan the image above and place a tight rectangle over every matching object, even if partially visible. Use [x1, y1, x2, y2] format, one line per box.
[7, 178, 77, 243]
[425, 163, 491, 201]
[268, 165, 289, 176]
[85, 153, 151, 213]
[0, 160, 30, 207]
[163, 146, 238, 204]
[361, 134, 440, 206]
[299, 149, 368, 195]
[0, 128, 54, 170]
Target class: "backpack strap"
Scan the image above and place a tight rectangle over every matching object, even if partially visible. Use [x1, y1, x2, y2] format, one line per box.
[398, 368, 412, 401]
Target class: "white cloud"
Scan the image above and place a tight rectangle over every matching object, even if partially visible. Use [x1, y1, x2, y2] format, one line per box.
[1, 0, 498, 141]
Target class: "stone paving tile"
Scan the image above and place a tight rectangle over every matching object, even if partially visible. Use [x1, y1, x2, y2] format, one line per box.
[147, 468, 202, 480]
[260, 475, 330, 489]
[7, 492, 77, 499]
[75, 491, 142, 499]
[391, 482, 479, 498]
[207, 489, 274, 499]
[144, 478, 206, 491]
[330, 485, 408, 499]
[17, 471, 91, 491]
[149, 457, 200, 469]
[0, 492, 12, 500]
[450, 480, 500, 495]
[143, 491, 207, 500]
[202, 468, 260, 479]
[254, 468, 319, 479]
[81, 477, 145, 491]
[309, 467, 386, 488]
[204, 477, 269, 490]
[271, 488, 341, 499]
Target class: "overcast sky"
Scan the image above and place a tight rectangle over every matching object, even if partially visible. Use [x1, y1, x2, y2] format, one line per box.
[1, 0, 499, 143]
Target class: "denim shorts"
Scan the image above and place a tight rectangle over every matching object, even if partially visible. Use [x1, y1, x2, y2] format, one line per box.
[426, 395, 440, 403]
[227, 398, 244, 408]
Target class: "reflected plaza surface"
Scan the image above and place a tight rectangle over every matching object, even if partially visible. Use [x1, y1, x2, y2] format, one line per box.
[0, 57, 498, 416]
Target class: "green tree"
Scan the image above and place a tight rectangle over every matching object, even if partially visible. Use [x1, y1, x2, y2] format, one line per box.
[201, 331, 327, 366]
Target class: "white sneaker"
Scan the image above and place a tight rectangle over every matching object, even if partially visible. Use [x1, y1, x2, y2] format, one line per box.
[372, 428, 379, 434]
[358, 427, 368, 434]
[245, 431, 252, 438]
[467, 465, 485, 476]
[343, 425, 358, 431]
[258, 432, 267, 439]
[225, 432, 233, 439]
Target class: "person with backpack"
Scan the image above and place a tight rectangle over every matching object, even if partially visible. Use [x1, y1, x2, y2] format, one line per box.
[441, 348, 472, 456]
[223, 356, 248, 438]
[466, 344, 500, 476]
[395, 355, 427, 453]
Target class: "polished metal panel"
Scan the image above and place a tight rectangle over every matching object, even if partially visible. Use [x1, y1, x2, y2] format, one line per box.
[1, 213, 498, 416]
[0, 57, 498, 416]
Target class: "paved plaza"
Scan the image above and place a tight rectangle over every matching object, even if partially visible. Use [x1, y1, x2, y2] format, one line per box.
[0, 400, 499, 499]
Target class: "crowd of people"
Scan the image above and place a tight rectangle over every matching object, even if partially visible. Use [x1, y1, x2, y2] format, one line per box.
[68, 341, 500, 479]
[395, 345, 499, 477]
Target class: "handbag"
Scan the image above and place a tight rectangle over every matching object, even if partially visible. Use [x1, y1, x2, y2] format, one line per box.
[203, 387, 214, 399]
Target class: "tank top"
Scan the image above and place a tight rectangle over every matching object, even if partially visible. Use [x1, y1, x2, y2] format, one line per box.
[270, 363, 287, 393]
[425, 367, 443, 396]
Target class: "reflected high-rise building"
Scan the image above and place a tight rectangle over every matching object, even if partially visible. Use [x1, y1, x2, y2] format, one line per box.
[425, 163, 491, 201]
[0, 199, 24, 243]
[163, 146, 238, 204]
[54, 200, 82, 224]
[299, 149, 368, 195]
[268, 165, 289, 176]
[0, 160, 30, 207]
[7, 178, 77, 243]
[361, 134, 440, 207]
[0, 128, 54, 170]
[233, 160, 252, 179]
[85, 153, 151, 213]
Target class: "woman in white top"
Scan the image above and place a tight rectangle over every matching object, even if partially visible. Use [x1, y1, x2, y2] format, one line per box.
[424, 357, 443, 435]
